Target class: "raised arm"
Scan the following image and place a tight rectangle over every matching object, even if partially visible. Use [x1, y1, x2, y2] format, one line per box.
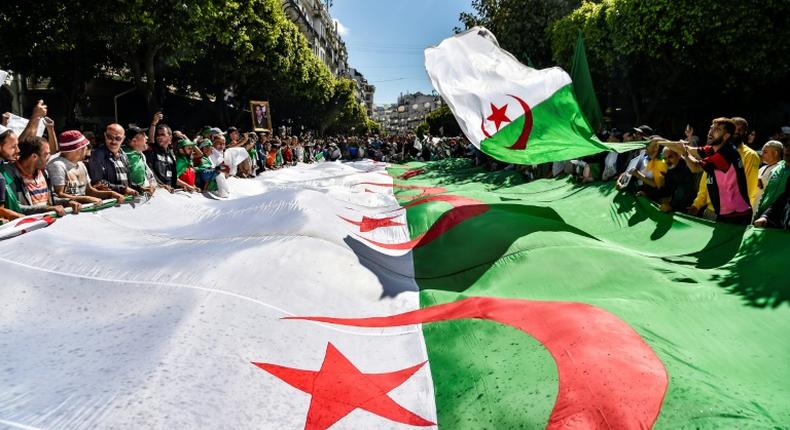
[19, 100, 47, 143]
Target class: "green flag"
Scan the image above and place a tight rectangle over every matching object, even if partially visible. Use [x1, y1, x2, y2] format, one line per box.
[571, 30, 604, 131]
[322, 159, 790, 428]
[425, 27, 641, 166]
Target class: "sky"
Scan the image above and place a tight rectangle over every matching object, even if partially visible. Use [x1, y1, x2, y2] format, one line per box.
[330, 0, 473, 105]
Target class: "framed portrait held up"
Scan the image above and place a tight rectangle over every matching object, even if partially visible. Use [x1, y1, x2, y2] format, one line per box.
[250, 101, 272, 132]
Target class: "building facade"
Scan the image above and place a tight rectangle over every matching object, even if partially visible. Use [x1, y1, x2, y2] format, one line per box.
[282, 0, 348, 77]
[348, 68, 375, 116]
[282, 0, 376, 117]
[372, 92, 442, 135]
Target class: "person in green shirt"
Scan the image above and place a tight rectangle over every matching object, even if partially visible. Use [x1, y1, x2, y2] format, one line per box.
[174, 138, 199, 193]
[122, 126, 157, 194]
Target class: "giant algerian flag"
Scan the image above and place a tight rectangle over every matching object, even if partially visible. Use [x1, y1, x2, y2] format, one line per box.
[425, 27, 642, 164]
[2, 159, 788, 429]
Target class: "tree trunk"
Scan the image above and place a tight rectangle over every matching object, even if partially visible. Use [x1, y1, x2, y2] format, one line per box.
[130, 45, 160, 117]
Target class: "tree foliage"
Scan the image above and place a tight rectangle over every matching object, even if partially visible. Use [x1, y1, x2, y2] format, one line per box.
[458, 0, 580, 67]
[425, 104, 461, 136]
[548, 0, 790, 130]
[0, 0, 371, 132]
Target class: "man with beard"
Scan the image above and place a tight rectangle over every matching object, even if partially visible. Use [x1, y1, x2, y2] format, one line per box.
[0, 128, 23, 221]
[731, 117, 761, 210]
[145, 124, 178, 192]
[664, 118, 752, 224]
[5, 137, 82, 216]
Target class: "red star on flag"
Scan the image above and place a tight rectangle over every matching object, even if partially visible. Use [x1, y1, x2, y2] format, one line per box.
[338, 214, 404, 232]
[486, 103, 511, 131]
[253, 343, 434, 430]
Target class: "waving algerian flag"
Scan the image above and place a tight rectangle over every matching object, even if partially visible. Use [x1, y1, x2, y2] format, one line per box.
[425, 27, 642, 164]
[2, 160, 788, 429]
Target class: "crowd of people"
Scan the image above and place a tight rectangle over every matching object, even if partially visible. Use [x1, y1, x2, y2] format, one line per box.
[464, 117, 790, 230]
[1, 100, 789, 231]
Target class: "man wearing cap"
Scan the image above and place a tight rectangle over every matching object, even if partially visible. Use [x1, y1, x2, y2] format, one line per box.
[88, 123, 139, 197]
[174, 136, 200, 193]
[195, 140, 221, 191]
[144, 124, 178, 192]
[47, 130, 125, 205]
[122, 126, 157, 194]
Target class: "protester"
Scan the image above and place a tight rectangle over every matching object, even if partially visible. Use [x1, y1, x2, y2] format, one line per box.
[753, 139, 790, 229]
[659, 146, 695, 212]
[195, 140, 228, 197]
[754, 139, 790, 224]
[756, 140, 784, 203]
[4, 137, 82, 217]
[88, 124, 139, 197]
[47, 131, 125, 205]
[122, 126, 157, 194]
[731, 117, 761, 209]
[665, 118, 752, 224]
[0, 128, 24, 221]
[145, 124, 178, 192]
[174, 138, 200, 193]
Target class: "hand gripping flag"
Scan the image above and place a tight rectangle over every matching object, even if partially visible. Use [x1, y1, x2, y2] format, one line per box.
[425, 27, 642, 164]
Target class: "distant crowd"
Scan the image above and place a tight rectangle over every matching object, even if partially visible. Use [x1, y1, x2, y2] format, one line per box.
[1, 100, 789, 231]
[464, 118, 790, 230]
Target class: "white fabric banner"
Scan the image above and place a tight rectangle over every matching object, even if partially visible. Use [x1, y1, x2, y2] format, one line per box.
[0, 161, 437, 430]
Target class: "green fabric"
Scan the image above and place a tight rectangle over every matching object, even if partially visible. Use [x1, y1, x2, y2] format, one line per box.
[757, 160, 788, 215]
[385, 159, 789, 429]
[570, 30, 603, 131]
[0, 164, 21, 213]
[175, 154, 192, 178]
[195, 156, 213, 173]
[123, 147, 147, 187]
[480, 85, 643, 165]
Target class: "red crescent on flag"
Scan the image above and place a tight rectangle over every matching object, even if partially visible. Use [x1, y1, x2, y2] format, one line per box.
[358, 203, 489, 250]
[480, 117, 493, 139]
[506, 94, 533, 150]
[287, 297, 668, 429]
[480, 95, 534, 150]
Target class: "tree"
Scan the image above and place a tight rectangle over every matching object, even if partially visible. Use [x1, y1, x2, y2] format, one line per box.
[0, 0, 365, 133]
[549, 0, 790, 131]
[0, 0, 113, 125]
[425, 104, 461, 136]
[103, 0, 230, 114]
[415, 122, 429, 139]
[322, 79, 371, 135]
[458, 0, 580, 67]
[172, 0, 335, 127]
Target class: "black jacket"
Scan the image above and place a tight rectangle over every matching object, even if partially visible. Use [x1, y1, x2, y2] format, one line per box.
[144, 146, 177, 188]
[88, 146, 131, 193]
[662, 162, 695, 210]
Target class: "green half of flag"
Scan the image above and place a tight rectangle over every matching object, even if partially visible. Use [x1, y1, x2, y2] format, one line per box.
[387, 159, 789, 429]
[571, 30, 604, 131]
[480, 85, 642, 165]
